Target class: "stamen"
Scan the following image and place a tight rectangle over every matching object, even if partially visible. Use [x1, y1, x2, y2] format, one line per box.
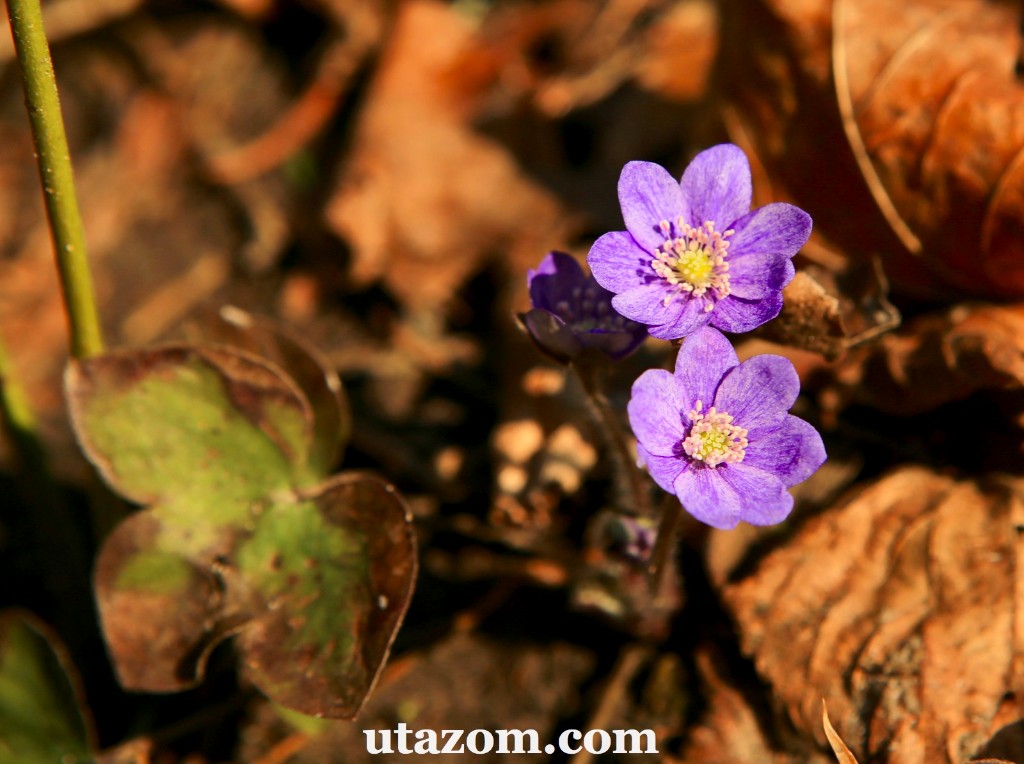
[681, 400, 747, 467]
[651, 220, 733, 310]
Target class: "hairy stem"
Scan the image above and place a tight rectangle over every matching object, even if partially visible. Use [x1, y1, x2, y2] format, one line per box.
[572, 358, 651, 519]
[646, 492, 682, 591]
[6, 0, 103, 358]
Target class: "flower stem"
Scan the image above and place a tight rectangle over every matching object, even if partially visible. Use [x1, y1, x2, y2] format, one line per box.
[646, 491, 682, 591]
[572, 358, 651, 519]
[6, 0, 103, 359]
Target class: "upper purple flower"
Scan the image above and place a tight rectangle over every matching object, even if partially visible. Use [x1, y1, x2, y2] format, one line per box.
[520, 251, 648, 363]
[587, 144, 812, 339]
[628, 326, 825, 529]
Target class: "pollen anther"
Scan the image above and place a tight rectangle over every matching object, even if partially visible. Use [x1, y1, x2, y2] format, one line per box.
[652, 219, 733, 310]
[681, 400, 747, 467]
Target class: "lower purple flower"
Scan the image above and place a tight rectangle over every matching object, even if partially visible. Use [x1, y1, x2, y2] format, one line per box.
[627, 326, 825, 529]
[520, 251, 648, 363]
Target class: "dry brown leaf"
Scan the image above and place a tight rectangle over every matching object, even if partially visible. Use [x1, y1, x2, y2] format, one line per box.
[681, 648, 831, 764]
[721, 0, 1024, 300]
[830, 302, 1024, 415]
[823, 701, 859, 764]
[721, 467, 1024, 763]
[470, 0, 718, 116]
[325, 0, 572, 314]
[237, 632, 595, 763]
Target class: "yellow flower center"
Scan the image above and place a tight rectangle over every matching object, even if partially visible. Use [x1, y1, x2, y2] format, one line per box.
[652, 219, 733, 311]
[681, 400, 747, 467]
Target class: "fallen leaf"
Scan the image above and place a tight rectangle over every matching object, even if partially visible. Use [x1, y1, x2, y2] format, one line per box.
[830, 302, 1024, 415]
[722, 467, 1024, 763]
[822, 700, 859, 764]
[721, 0, 1024, 300]
[324, 0, 571, 313]
[681, 648, 826, 764]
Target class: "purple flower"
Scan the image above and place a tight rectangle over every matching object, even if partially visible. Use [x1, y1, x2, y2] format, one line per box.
[628, 326, 825, 529]
[587, 144, 812, 339]
[520, 251, 648, 363]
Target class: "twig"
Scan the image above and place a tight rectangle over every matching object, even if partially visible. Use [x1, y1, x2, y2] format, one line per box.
[6, 0, 102, 358]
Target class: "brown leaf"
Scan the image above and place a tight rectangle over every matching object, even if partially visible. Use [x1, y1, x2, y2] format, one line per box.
[93, 512, 229, 692]
[721, 467, 1024, 763]
[834, 0, 1024, 298]
[681, 648, 825, 764]
[830, 302, 1024, 415]
[324, 0, 572, 313]
[721, 0, 1024, 300]
[472, 0, 718, 116]
[240, 632, 594, 762]
[823, 701, 859, 764]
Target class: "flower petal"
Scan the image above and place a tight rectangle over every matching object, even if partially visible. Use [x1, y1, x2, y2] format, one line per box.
[628, 369, 687, 456]
[587, 231, 655, 294]
[519, 309, 582, 363]
[709, 291, 784, 333]
[675, 464, 793, 529]
[637, 443, 683, 493]
[729, 203, 812, 260]
[648, 296, 711, 340]
[681, 144, 752, 229]
[579, 327, 647, 360]
[745, 415, 826, 487]
[713, 354, 799, 431]
[528, 251, 585, 311]
[718, 464, 794, 526]
[673, 468, 741, 529]
[612, 282, 677, 325]
[618, 161, 686, 252]
[671, 326, 738, 411]
[727, 254, 795, 299]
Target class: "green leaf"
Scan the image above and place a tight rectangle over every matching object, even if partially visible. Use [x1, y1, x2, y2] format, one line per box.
[69, 343, 416, 718]
[67, 345, 314, 553]
[184, 305, 351, 475]
[0, 612, 94, 764]
[236, 474, 416, 718]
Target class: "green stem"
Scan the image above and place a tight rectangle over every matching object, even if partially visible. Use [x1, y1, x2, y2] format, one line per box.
[6, 0, 103, 359]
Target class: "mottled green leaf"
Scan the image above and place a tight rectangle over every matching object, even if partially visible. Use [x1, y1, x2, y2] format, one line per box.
[67, 346, 314, 553]
[0, 612, 94, 764]
[69, 344, 417, 717]
[93, 512, 227, 692]
[236, 474, 417, 718]
[186, 305, 351, 475]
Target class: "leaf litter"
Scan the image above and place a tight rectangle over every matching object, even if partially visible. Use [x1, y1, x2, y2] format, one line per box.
[1, 0, 1024, 761]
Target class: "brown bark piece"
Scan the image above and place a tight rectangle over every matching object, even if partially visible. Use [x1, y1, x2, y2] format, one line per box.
[721, 467, 1024, 763]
